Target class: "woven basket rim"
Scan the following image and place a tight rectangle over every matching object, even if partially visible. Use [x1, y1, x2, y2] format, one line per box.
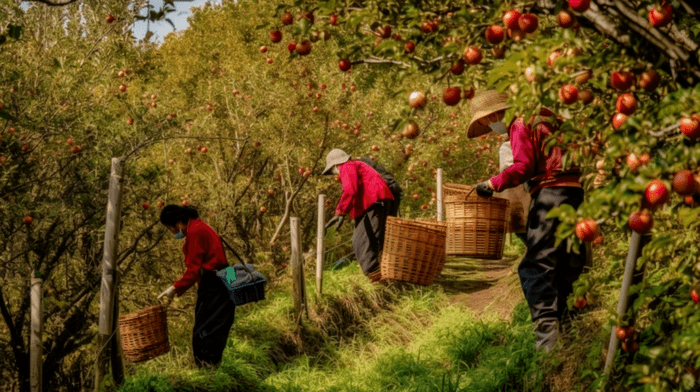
[444, 194, 510, 204]
[386, 216, 447, 232]
[119, 305, 165, 323]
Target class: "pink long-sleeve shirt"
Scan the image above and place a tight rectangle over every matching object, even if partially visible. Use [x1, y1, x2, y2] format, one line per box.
[490, 115, 581, 194]
[335, 160, 394, 220]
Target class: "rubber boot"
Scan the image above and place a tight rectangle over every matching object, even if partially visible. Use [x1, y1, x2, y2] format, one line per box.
[534, 317, 560, 353]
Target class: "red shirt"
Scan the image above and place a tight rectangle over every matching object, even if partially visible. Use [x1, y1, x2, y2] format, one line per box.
[335, 160, 394, 220]
[490, 116, 581, 194]
[173, 219, 229, 296]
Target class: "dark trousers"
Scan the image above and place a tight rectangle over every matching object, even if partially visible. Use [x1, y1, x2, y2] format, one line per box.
[352, 202, 390, 275]
[193, 270, 236, 368]
[518, 187, 586, 322]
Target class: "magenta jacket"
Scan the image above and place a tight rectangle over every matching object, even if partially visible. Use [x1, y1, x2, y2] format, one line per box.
[335, 160, 394, 220]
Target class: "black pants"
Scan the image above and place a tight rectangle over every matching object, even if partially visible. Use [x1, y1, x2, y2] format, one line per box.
[518, 187, 586, 322]
[193, 270, 236, 368]
[352, 202, 390, 275]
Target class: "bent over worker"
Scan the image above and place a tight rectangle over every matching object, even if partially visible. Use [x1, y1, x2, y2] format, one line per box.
[322, 149, 394, 283]
[157, 205, 235, 368]
[467, 91, 587, 353]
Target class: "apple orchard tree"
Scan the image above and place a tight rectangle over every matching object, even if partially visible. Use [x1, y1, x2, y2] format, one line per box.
[263, 0, 700, 390]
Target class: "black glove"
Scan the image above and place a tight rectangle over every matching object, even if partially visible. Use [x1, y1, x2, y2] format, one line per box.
[324, 215, 346, 232]
[475, 181, 494, 197]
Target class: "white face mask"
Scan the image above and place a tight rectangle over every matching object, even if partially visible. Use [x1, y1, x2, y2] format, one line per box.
[332, 166, 339, 175]
[488, 120, 508, 135]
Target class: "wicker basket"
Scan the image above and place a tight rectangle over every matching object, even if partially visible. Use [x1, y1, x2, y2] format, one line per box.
[444, 191, 510, 259]
[119, 305, 169, 363]
[380, 217, 447, 286]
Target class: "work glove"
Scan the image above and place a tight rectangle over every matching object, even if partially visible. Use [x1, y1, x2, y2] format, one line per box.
[324, 215, 346, 233]
[157, 285, 177, 306]
[475, 181, 494, 198]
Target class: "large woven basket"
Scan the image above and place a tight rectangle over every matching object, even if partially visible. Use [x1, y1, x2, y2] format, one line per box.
[119, 305, 169, 363]
[380, 217, 447, 286]
[444, 189, 510, 259]
[443, 183, 474, 198]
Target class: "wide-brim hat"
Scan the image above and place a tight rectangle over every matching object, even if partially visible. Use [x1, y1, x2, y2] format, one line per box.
[467, 90, 511, 138]
[322, 148, 351, 175]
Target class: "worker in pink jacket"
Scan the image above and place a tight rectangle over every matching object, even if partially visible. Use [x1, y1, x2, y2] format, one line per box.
[322, 149, 394, 282]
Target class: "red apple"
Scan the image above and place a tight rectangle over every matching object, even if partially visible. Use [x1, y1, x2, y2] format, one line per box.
[320, 84, 327, 90]
[575, 219, 600, 242]
[485, 25, 505, 44]
[463, 46, 482, 65]
[648, 5, 672, 28]
[206, 105, 213, 111]
[270, 30, 282, 43]
[638, 70, 660, 92]
[680, 116, 700, 139]
[557, 10, 576, 28]
[621, 340, 639, 353]
[330, 14, 338, 25]
[412, 193, 419, 200]
[371, 145, 380, 151]
[575, 70, 592, 85]
[106, 14, 115, 23]
[405, 41, 415, 53]
[450, 60, 465, 75]
[629, 210, 653, 233]
[569, 0, 590, 13]
[673, 170, 695, 195]
[70, 145, 82, 154]
[157, 201, 164, 208]
[492, 46, 506, 59]
[281, 11, 293, 25]
[375, 25, 392, 39]
[287, 41, 297, 53]
[339, 59, 351, 72]
[547, 50, 563, 67]
[409, 91, 427, 109]
[303, 170, 312, 178]
[200, 147, 208, 153]
[182, 200, 189, 206]
[626, 153, 641, 172]
[559, 84, 579, 104]
[443, 87, 461, 106]
[502, 10, 521, 30]
[616, 326, 630, 341]
[612, 113, 628, 130]
[692, 289, 699, 304]
[645, 179, 669, 208]
[118, 70, 125, 78]
[518, 14, 538, 33]
[142, 202, 150, 210]
[403, 122, 420, 139]
[508, 28, 526, 42]
[611, 71, 635, 91]
[266, 58, 274, 64]
[24, 215, 33, 225]
[579, 90, 594, 105]
[119, 84, 127, 92]
[260, 206, 267, 213]
[253, 141, 261, 147]
[615, 93, 637, 115]
[592, 235, 604, 246]
[350, 85, 356, 92]
[525, 67, 537, 82]
[259, 45, 268, 53]
[463, 87, 475, 100]
[296, 40, 312, 55]
[639, 153, 650, 165]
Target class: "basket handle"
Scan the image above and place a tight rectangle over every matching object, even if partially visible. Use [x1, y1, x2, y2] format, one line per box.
[219, 236, 254, 276]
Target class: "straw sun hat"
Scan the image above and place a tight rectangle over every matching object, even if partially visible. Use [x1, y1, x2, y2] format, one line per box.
[467, 90, 511, 138]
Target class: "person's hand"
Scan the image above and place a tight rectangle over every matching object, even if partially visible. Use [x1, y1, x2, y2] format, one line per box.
[475, 181, 494, 197]
[324, 215, 346, 233]
[157, 285, 177, 306]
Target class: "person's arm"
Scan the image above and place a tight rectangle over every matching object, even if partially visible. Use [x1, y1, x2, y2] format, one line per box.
[335, 163, 358, 216]
[490, 118, 536, 192]
[173, 228, 208, 296]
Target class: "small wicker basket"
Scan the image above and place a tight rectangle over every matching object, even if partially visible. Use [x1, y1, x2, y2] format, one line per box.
[443, 184, 510, 259]
[380, 217, 447, 286]
[119, 305, 169, 363]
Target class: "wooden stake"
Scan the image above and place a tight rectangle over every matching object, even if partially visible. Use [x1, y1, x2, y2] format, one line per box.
[95, 158, 125, 391]
[30, 272, 42, 392]
[316, 194, 325, 296]
[290, 217, 306, 322]
[437, 169, 443, 222]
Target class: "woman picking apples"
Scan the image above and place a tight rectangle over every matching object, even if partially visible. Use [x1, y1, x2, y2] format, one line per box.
[322, 149, 395, 283]
[468, 91, 587, 353]
[157, 205, 236, 368]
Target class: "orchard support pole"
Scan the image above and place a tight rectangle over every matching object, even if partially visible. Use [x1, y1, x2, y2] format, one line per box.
[95, 158, 125, 392]
[603, 231, 644, 376]
[316, 195, 325, 296]
[30, 272, 42, 392]
[437, 169, 443, 222]
[290, 217, 307, 323]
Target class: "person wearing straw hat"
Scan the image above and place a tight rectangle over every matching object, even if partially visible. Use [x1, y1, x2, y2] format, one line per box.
[322, 148, 395, 283]
[157, 204, 235, 368]
[467, 90, 587, 353]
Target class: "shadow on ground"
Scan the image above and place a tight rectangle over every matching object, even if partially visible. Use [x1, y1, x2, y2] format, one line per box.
[434, 255, 520, 295]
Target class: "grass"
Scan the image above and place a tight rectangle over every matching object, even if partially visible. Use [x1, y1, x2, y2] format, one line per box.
[119, 258, 549, 392]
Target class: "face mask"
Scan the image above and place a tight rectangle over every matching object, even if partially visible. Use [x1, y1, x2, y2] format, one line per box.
[174, 229, 185, 239]
[332, 166, 339, 175]
[488, 120, 508, 135]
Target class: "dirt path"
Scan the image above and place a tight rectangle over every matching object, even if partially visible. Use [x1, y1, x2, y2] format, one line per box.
[434, 255, 523, 320]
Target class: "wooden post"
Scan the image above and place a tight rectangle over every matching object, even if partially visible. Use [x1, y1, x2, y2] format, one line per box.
[604, 231, 646, 376]
[95, 158, 125, 391]
[437, 169, 443, 222]
[30, 272, 42, 392]
[290, 217, 307, 322]
[316, 194, 326, 296]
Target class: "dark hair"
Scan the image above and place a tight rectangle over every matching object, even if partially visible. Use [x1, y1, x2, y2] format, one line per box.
[159, 205, 199, 227]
